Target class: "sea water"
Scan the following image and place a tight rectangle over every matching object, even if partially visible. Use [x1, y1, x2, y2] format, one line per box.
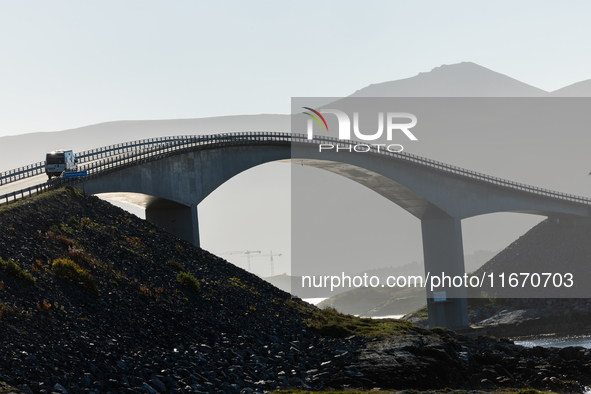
[514, 334, 591, 349]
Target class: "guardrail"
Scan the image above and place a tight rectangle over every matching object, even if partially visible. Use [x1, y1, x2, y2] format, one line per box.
[0, 162, 46, 186]
[0, 136, 185, 186]
[1, 132, 590, 207]
[294, 133, 591, 205]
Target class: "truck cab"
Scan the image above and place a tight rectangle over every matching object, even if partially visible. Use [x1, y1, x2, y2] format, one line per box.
[45, 150, 78, 180]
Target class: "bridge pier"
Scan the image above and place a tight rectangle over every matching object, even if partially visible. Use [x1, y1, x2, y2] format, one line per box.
[145, 199, 200, 247]
[421, 216, 469, 329]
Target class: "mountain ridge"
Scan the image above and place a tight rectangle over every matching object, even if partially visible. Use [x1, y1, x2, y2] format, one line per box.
[3, 61, 591, 171]
[349, 62, 549, 97]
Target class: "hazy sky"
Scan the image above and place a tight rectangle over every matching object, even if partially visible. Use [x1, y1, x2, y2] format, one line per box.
[2, 1, 590, 277]
[1, 1, 591, 137]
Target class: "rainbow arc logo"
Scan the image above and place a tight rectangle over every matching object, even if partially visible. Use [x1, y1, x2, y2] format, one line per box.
[302, 107, 328, 131]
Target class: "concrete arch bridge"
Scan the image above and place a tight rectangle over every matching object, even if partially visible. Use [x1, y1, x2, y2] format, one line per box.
[2, 132, 589, 328]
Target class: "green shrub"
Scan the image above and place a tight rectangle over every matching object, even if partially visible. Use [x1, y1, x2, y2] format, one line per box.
[177, 272, 200, 291]
[229, 277, 247, 289]
[56, 235, 78, 249]
[51, 258, 98, 294]
[168, 260, 187, 271]
[49, 223, 73, 235]
[68, 216, 80, 227]
[0, 258, 35, 285]
[67, 247, 96, 267]
[125, 237, 145, 254]
[0, 302, 15, 319]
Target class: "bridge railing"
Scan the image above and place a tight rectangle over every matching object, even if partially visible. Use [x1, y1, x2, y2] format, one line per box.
[0, 136, 187, 186]
[290, 133, 591, 205]
[75, 133, 292, 179]
[75, 136, 189, 163]
[2, 132, 591, 207]
[0, 162, 46, 186]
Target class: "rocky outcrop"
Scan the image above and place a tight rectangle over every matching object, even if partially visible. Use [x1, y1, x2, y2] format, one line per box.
[328, 330, 591, 392]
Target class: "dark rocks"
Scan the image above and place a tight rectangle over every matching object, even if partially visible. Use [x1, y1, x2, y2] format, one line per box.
[2, 188, 591, 393]
[0, 189, 368, 393]
[558, 346, 584, 361]
[140, 382, 158, 394]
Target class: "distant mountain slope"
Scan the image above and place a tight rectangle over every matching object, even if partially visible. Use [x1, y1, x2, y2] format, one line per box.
[349, 62, 547, 97]
[4, 62, 591, 172]
[0, 114, 290, 170]
[549, 79, 591, 96]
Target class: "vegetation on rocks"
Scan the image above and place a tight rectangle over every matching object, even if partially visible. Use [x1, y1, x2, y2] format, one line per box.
[0, 257, 35, 285]
[176, 271, 200, 291]
[306, 306, 422, 339]
[168, 259, 187, 271]
[0, 381, 27, 393]
[0, 301, 15, 319]
[51, 258, 99, 295]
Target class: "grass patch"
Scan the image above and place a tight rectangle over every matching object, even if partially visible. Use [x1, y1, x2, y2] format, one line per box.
[271, 390, 555, 394]
[177, 272, 200, 291]
[0, 258, 35, 285]
[284, 298, 318, 316]
[272, 391, 387, 394]
[0, 302, 15, 319]
[229, 277, 247, 289]
[56, 234, 79, 249]
[175, 242, 185, 256]
[125, 236, 145, 253]
[0, 186, 83, 214]
[306, 307, 422, 339]
[67, 247, 119, 274]
[67, 247, 96, 267]
[51, 258, 98, 294]
[0, 381, 27, 394]
[68, 216, 80, 228]
[49, 223, 74, 235]
[404, 304, 428, 321]
[228, 277, 260, 296]
[168, 259, 187, 271]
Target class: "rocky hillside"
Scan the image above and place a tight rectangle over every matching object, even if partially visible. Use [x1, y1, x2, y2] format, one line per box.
[474, 218, 591, 298]
[3, 188, 591, 394]
[0, 188, 358, 393]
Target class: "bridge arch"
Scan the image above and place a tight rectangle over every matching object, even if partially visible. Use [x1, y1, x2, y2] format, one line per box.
[81, 144, 291, 246]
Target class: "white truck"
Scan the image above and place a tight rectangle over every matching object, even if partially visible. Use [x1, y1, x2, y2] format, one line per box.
[45, 150, 78, 180]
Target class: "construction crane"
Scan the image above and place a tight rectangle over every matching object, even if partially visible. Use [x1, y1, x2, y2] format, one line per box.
[250, 251, 282, 276]
[219, 250, 261, 271]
